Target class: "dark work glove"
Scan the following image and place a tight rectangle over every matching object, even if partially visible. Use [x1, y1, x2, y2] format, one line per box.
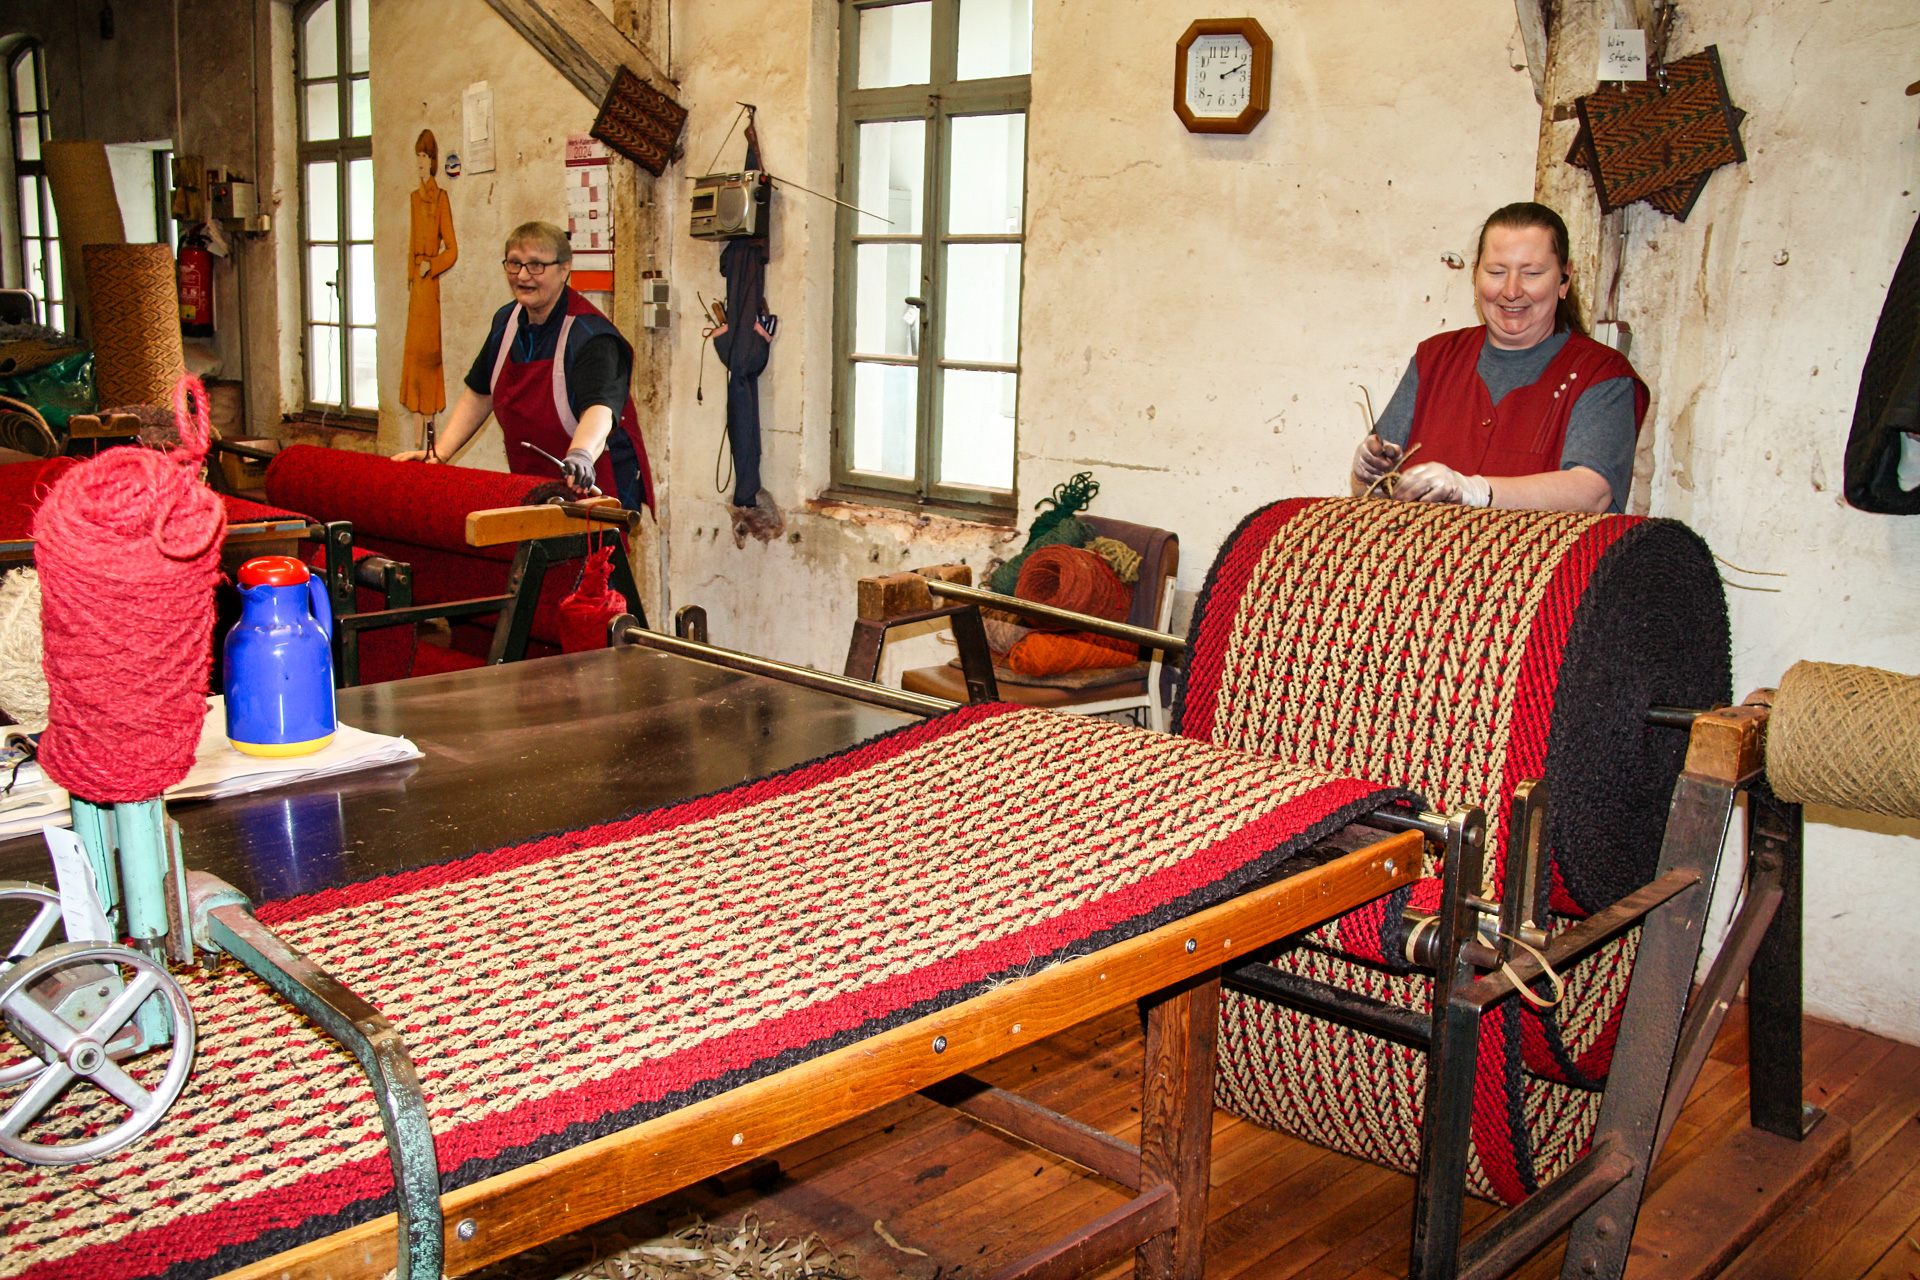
[561, 448, 597, 493]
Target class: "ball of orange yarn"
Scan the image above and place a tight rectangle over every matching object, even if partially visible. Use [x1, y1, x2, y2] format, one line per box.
[1005, 630, 1138, 677]
[34, 375, 226, 803]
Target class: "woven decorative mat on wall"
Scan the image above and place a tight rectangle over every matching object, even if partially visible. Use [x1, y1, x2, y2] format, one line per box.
[1178, 498, 1729, 1203]
[0, 704, 1404, 1280]
[1568, 46, 1746, 220]
[591, 67, 688, 176]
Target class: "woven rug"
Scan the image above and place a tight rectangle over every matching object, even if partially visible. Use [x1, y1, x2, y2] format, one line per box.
[0, 704, 1405, 1280]
[1178, 498, 1728, 1203]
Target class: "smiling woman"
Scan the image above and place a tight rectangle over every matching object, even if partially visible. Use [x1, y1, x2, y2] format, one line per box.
[1350, 202, 1649, 514]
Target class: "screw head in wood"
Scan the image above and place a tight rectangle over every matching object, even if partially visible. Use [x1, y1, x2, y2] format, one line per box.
[1185, 938, 1197, 953]
[457, 1218, 478, 1241]
[932, 1035, 948, 1053]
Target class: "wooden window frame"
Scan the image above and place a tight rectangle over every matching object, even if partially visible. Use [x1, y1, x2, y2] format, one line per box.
[295, 0, 377, 422]
[830, 0, 1030, 521]
[7, 42, 60, 330]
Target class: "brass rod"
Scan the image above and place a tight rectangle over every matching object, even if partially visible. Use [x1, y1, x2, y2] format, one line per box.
[923, 580, 1187, 654]
[615, 626, 956, 717]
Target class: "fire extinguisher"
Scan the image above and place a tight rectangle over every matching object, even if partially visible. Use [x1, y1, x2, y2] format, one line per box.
[178, 231, 214, 339]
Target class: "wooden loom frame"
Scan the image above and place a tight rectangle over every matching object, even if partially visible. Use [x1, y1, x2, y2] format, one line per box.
[220, 830, 1423, 1280]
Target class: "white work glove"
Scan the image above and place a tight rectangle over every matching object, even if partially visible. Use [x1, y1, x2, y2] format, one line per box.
[560, 447, 597, 493]
[1392, 461, 1492, 508]
[1351, 434, 1402, 486]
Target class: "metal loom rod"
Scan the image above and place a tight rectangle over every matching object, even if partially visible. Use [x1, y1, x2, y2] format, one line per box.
[923, 580, 1188, 655]
[612, 623, 958, 718]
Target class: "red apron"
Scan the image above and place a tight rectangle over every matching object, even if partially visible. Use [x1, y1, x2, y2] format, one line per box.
[1406, 326, 1648, 477]
[488, 290, 655, 511]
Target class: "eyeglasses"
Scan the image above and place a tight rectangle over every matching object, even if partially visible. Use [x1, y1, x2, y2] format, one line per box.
[501, 259, 560, 276]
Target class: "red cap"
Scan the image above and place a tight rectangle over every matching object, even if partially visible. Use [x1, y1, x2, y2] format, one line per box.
[238, 555, 311, 587]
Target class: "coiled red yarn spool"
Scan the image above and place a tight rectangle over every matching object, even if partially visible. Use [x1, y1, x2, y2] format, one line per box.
[34, 375, 226, 802]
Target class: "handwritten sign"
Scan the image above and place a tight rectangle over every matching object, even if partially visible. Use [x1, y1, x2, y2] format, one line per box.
[1599, 29, 1648, 81]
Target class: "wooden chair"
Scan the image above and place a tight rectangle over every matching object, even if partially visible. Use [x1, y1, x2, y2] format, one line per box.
[846, 516, 1179, 727]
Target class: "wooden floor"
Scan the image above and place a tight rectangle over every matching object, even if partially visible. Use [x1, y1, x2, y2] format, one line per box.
[471, 1002, 1920, 1280]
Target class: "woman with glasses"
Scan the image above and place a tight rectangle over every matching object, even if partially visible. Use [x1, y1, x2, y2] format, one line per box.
[393, 220, 654, 515]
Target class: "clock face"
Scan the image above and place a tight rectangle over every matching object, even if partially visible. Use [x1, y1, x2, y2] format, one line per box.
[1185, 33, 1254, 117]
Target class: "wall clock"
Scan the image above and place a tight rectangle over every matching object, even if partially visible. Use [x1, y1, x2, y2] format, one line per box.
[1174, 18, 1272, 135]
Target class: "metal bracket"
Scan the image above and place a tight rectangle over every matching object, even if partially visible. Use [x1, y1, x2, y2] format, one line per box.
[187, 872, 444, 1280]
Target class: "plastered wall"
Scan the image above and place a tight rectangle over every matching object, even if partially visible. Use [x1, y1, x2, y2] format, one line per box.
[356, 0, 1917, 1039]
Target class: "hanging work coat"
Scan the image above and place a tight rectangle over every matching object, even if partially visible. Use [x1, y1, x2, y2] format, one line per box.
[1407, 326, 1648, 478]
[712, 236, 771, 508]
[487, 289, 655, 514]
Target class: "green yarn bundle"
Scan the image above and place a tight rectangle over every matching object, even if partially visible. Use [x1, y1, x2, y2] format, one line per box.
[987, 472, 1100, 595]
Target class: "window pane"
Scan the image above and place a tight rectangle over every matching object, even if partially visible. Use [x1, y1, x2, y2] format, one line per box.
[940, 369, 1016, 490]
[855, 120, 924, 236]
[304, 81, 340, 142]
[42, 185, 56, 233]
[348, 327, 378, 408]
[42, 242, 61, 303]
[956, 0, 1032, 80]
[857, 2, 931, 88]
[347, 157, 373, 240]
[17, 178, 36, 236]
[24, 242, 43, 303]
[16, 116, 39, 163]
[308, 245, 341, 323]
[854, 242, 922, 357]
[309, 324, 342, 404]
[12, 55, 37, 112]
[306, 160, 339, 241]
[851, 361, 918, 477]
[348, 243, 376, 324]
[347, 0, 369, 73]
[350, 77, 371, 137]
[947, 114, 1024, 234]
[943, 243, 1020, 364]
[303, 0, 338, 78]
[45, 300, 63, 332]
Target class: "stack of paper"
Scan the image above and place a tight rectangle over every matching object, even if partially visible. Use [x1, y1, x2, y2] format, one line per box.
[0, 698, 422, 839]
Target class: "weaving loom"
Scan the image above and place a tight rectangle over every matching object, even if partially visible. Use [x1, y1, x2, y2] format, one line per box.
[0, 494, 1867, 1280]
[0, 696, 1419, 1279]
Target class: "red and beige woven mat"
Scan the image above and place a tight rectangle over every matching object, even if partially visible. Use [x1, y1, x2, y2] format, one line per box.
[1, 703, 1402, 1280]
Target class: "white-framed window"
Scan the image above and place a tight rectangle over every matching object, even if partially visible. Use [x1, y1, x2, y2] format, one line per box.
[833, 0, 1031, 517]
[296, 0, 376, 415]
[7, 42, 60, 329]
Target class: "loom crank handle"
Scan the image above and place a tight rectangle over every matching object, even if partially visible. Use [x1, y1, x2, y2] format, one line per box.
[188, 872, 445, 1280]
[0, 940, 195, 1165]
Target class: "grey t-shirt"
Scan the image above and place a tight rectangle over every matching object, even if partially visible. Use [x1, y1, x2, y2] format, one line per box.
[1373, 330, 1636, 513]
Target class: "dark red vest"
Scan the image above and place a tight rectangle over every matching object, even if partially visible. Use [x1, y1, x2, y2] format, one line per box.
[1406, 326, 1648, 478]
[488, 290, 655, 512]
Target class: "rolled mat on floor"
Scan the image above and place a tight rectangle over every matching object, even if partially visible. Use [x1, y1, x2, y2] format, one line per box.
[83, 244, 186, 409]
[1179, 497, 1730, 1204]
[42, 140, 127, 341]
[1769, 661, 1920, 819]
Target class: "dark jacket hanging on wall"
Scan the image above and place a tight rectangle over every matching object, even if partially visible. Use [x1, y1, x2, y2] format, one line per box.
[713, 236, 770, 508]
[1844, 214, 1920, 515]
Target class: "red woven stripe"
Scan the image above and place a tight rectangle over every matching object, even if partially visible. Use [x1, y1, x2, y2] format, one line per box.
[1179, 499, 1314, 741]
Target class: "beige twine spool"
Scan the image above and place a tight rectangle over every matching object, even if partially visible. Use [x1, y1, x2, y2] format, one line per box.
[0, 568, 49, 734]
[1768, 661, 1920, 819]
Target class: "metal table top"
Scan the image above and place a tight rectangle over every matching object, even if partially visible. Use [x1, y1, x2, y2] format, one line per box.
[0, 647, 920, 904]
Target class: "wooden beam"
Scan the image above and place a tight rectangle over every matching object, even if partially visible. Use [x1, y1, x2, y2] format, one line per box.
[479, 0, 673, 106]
[1513, 0, 1548, 105]
[217, 832, 1421, 1280]
[465, 497, 626, 546]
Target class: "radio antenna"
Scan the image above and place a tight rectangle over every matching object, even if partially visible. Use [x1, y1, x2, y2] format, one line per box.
[766, 172, 894, 225]
[701, 103, 751, 178]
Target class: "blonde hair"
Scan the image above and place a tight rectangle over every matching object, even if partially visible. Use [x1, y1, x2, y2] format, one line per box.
[503, 220, 571, 264]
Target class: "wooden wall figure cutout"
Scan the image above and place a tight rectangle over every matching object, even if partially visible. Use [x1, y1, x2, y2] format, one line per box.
[402, 129, 459, 438]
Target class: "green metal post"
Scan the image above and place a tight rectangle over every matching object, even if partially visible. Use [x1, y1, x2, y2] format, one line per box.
[110, 798, 176, 1048]
[68, 798, 121, 923]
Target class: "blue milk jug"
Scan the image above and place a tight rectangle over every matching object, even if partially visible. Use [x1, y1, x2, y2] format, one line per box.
[224, 555, 336, 757]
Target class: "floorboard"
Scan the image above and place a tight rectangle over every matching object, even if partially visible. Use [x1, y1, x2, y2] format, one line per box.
[465, 1003, 1920, 1280]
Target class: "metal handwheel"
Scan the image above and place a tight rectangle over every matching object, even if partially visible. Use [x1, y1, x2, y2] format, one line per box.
[0, 940, 196, 1165]
[0, 882, 65, 1088]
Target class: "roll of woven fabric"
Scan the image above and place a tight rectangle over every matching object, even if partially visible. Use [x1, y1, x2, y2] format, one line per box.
[1015, 545, 1132, 625]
